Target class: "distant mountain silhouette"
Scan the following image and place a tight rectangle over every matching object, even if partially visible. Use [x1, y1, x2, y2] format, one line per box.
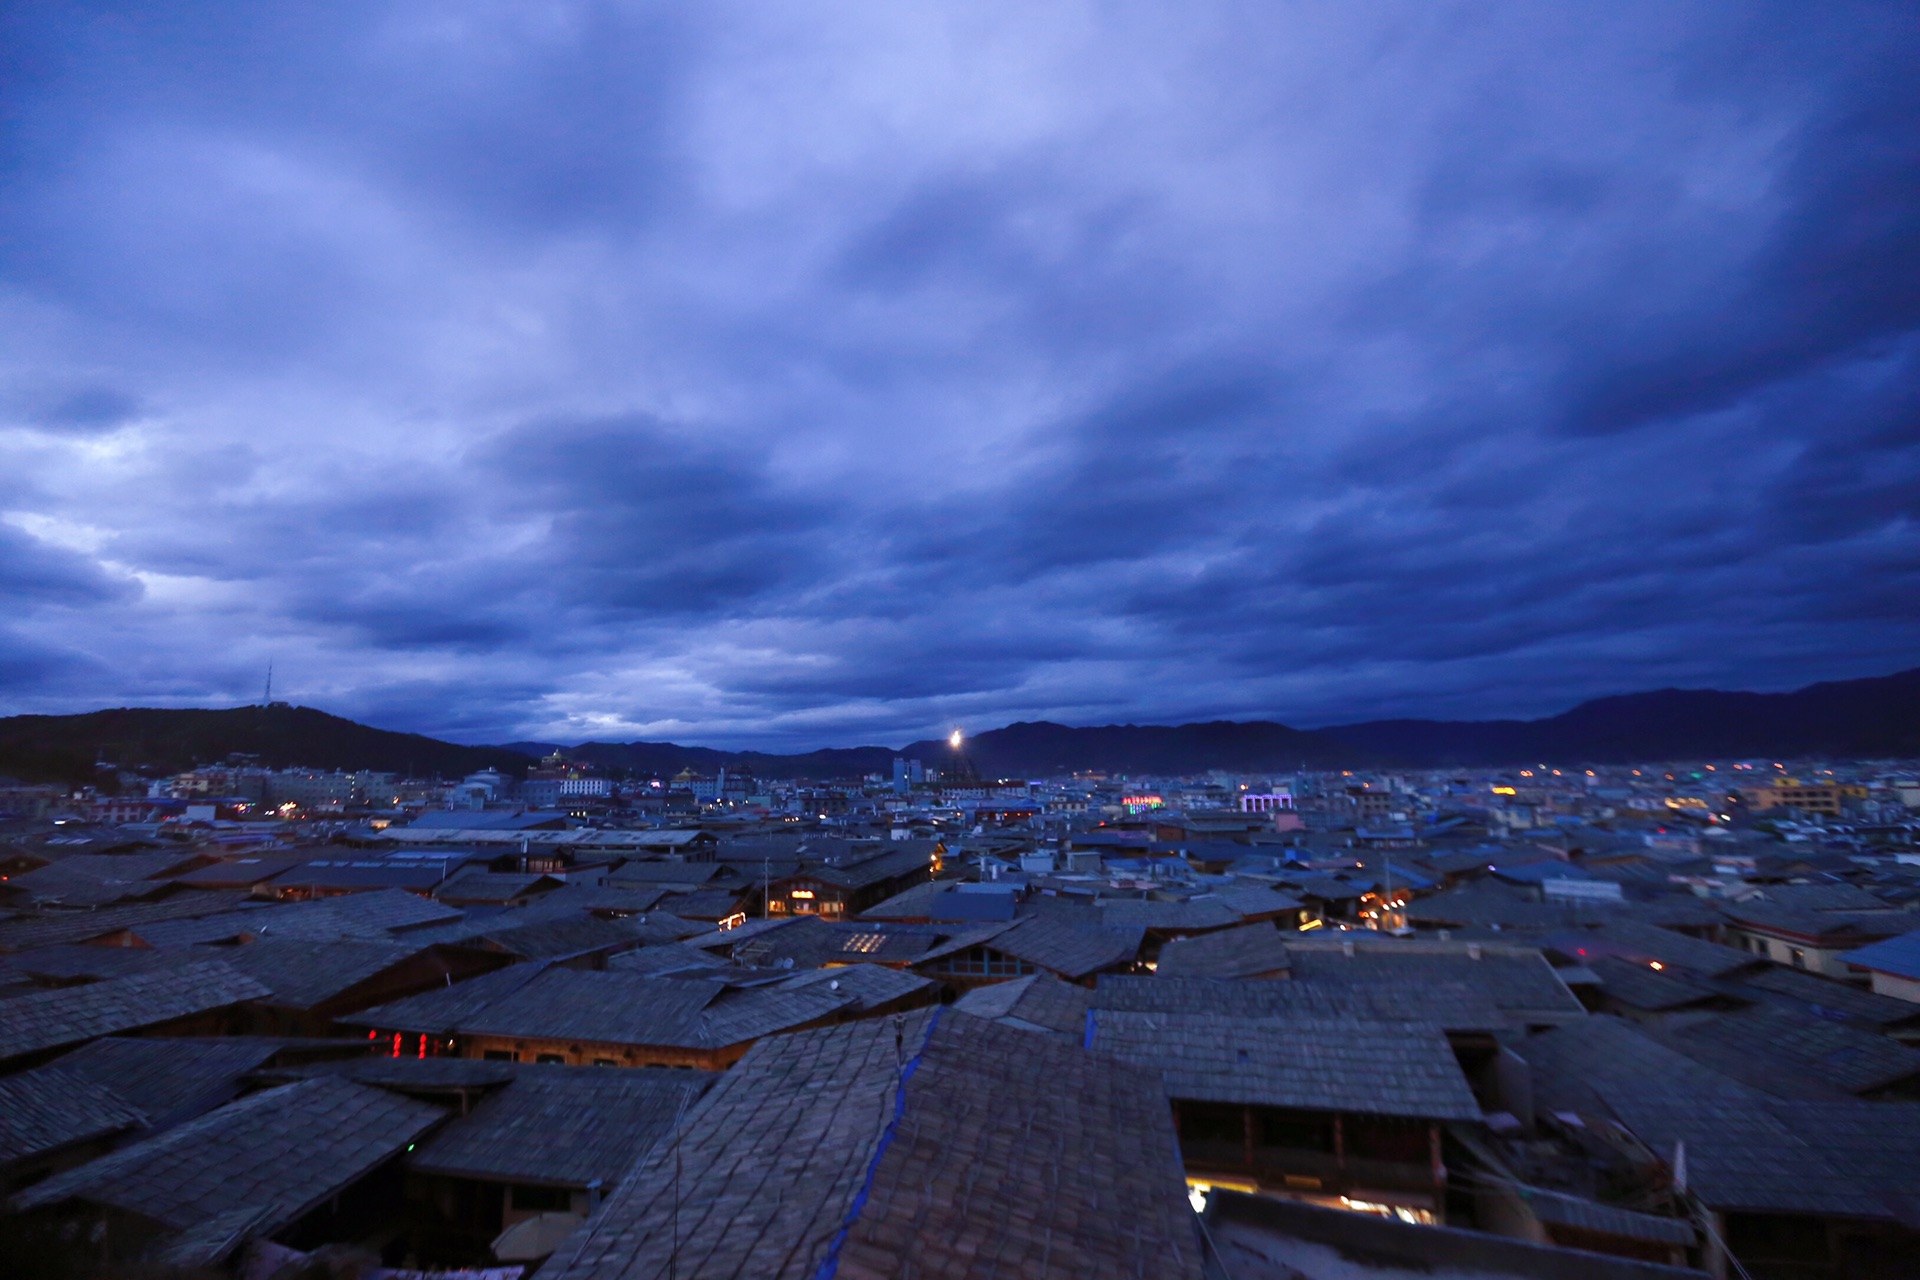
[895, 720, 1364, 776]
[5, 666, 1915, 786]
[1317, 667, 1920, 765]
[558, 741, 896, 781]
[0, 704, 534, 784]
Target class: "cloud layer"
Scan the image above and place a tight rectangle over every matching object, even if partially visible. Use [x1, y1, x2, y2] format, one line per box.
[1, 2, 1916, 748]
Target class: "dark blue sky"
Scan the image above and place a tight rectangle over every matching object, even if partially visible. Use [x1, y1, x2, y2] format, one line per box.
[1, 3, 1917, 749]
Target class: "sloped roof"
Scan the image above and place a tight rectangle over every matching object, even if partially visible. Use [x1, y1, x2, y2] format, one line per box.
[952, 971, 1092, 1040]
[853, 878, 953, 920]
[1286, 938, 1585, 1020]
[1726, 963, 1920, 1029]
[1558, 920, 1762, 979]
[251, 887, 465, 939]
[435, 871, 563, 904]
[1719, 901, 1907, 943]
[466, 914, 652, 961]
[348, 961, 557, 1034]
[12, 1077, 445, 1235]
[1651, 1005, 1920, 1097]
[791, 845, 934, 891]
[212, 938, 427, 1009]
[0, 960, 271, 1064]
[606, 942, 727, 977]
[0, 1066, 147, 1165]
[1093, 973, 1509, 1034]
[1091, 1010, 1482, 1121]
[1156, 924, 1292, 979]
[409, 1065, 711, 1188]
[1088, 898, 1244, 931]
[1587, 956, 1726, 1012]
[458, 969, 722, 1044]
[776, 964, 934, 1013]
[962, 916, 1145, 979]
[536, 1010, 1201, 1280]
[1517, 1017, 1895, 1218]
[0, 892, 258, 951]
[48, 1036, 294, 1123]
[1750, 882, 1894, 912]
[354, 964, 855, 1052]
[1842, 928, 1920, 981]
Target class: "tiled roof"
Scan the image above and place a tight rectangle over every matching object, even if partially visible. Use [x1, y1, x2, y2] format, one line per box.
[1092, 974, 1507, 1032]
[1719, 901, 1906, 943]
[348, 961, 557, 1034]
[12, 1077, 446, 1235]
[458, 970, 721, 1044]
[213, 938, 426, 1009]
[49, 1036, 293, 1123]
[1557, 920, 1761, 979]
[0, 1066, 147, 1165]
[1090, 1010, 1483, 1121]
[605, 861, 723, 886]
[952, 972, 1092, 1040]
[1725, 963, 1920, 1028]
[1155, 924, 1292, 979]
[690, 982, 857, 1049]
[1651, 1005, 1920, 1097]
[0, 960, 271, 1064]
[1199, 884, 1305, 919]
[468, 915, 653, 961]
[1404, 884, 1617, 931]
[1750, 883, 1893, 912]
[435, 871, 560, 904]
[606, 943, 727, 977]
[410, 1065, 711, 1188]
[987, 916, 1145, 979]
[1587, 956, 1726, 1012]
[797, 845, 934, 891]
[0, 892, 259, 951]
[0, 942, 217, 985]
[853, 879, 952, 920]
[355, 965, 855, 1052]
[1087, 898, 1244, 931]
[250, 888, 465, 939]
[537, 1010, 1202, 1280]
[1516, 1017, 1892, 1218]
[776, 964, 934, 1013]
[7, 856, 185, 906]
[1286, 938, 1585, 1020]
[1518, 1186, 1696, 1246]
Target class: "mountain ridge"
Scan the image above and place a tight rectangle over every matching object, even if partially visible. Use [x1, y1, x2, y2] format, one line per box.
[1, 666, 1915, 784]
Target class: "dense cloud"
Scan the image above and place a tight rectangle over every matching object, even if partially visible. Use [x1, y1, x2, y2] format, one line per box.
[0, 2, 1916, 748]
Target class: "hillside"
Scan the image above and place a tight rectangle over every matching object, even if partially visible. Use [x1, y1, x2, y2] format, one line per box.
[0, 704, 534, 784]
[4, 666, 1915, 786]
[559, 740, 897, 781]
[896, 719, 1366, 776]
[1318, 666, 1920, 765]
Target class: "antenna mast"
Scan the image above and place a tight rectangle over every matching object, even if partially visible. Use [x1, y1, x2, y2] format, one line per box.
[263, 661, 273, 706]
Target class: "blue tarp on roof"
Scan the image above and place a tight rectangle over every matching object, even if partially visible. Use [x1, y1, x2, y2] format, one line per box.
[1842, 929, 1920, 981]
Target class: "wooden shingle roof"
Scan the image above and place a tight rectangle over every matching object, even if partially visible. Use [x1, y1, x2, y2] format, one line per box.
[0, 1066, 147, 1166]
[409, 1065, 711, 1189]
[12, 1077, 445, 1235]
[1090, 1010, 1483, 1121]
[0, 960, 270, 1065]
[537, 1009, 1202, 1280]
[1155, 924, 1292, 979]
